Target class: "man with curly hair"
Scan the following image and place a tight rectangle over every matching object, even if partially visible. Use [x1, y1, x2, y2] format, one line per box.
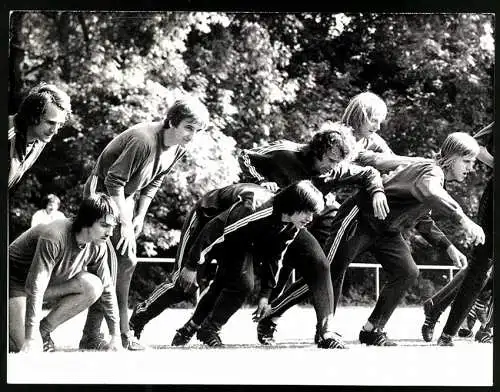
[171, 122, 390, 349]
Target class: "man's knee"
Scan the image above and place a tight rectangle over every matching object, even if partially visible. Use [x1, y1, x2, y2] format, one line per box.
[401, 264, 419, 285]
[118, 253, 138, 274]
[75, 272, 104, 303]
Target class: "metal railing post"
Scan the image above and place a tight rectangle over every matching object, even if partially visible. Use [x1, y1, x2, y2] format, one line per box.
[136, 258, 460, 301]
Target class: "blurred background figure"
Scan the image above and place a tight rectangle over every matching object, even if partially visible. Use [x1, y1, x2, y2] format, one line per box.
[31, 193, 66, 227]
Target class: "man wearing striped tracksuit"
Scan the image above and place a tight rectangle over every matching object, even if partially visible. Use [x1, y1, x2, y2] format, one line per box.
[260, 135, 484, 346]
[239, 126, 423, 347]
[128, 183, 274, 340]
[171, 125, 395, 348]
[184, 180, 325, 346]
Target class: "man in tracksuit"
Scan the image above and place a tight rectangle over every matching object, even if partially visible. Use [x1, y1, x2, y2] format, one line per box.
[184, 180, 326, 346]
[432, 124, 494, 346]
[171, 124, 392, 348]
[261, 132, 485, 346]
[79, 96, 210, 350]
[128, 183, 274, 341]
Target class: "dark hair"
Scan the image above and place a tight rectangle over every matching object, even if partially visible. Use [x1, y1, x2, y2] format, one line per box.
[307, 122, 357, 162]
[72, 193, 119, 233]
[273, 180, 325, 216]
[14, 83, 71, 135]
[164, 95, 210, 131]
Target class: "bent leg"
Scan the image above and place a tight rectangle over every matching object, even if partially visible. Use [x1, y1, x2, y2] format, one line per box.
[9, 296, 27, 352]
[368, 233, 419, 329]
[43, 272, 104, 333]
[425, 266, 467, 315]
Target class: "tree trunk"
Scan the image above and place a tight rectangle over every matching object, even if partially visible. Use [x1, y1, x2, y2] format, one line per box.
[9, 11, 25, 113]
[56, 12, 72, 82]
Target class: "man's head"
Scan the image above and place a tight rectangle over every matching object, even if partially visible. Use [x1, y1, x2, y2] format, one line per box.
[436, 132, 480, 182]
[72, 193, 119, 243]
[341, 92, 387, 140]
[14, 83, 71, 143]
[44, 194, 61, 214]
[165, 95, 210, 145]
[273, 180, 325, 229]
[309, 121, 357, 174]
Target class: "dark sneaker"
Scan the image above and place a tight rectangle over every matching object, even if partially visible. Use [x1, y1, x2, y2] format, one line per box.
[41, 334, 56, 352]
[121, 332, 146, 351]
[129, 306, 146, 340]
[79, 333, 110, 351]
[257, 318, 277, 346]
[475, 327, 493, 343]
[359, 328, 397, 346]
[171, 322, 199, 346]
[421, 299, 440, 342]
[458, 328, 474, 338]
[197, 327, 223, 347]
[317, 332, 347, 349]
[437, 333, 454, 346]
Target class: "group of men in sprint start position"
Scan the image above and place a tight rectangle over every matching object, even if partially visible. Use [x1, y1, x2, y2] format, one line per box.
[8, 84, 493, 352]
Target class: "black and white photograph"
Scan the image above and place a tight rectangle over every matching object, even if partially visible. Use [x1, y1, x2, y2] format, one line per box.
[6, 10, 494, 386]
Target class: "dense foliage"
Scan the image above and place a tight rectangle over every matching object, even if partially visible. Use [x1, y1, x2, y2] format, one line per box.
[9, 12, 494, 305]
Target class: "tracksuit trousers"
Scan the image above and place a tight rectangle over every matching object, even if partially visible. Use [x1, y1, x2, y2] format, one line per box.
[267, 198, 419, 330]
[443, 178, 493, 336]
[190, 227, 333, 327]
[131, 208, 212, 326]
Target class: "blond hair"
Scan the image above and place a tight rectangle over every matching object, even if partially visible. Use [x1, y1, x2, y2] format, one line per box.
[341, 92, 387, 133]
[435, 132, 480, 170]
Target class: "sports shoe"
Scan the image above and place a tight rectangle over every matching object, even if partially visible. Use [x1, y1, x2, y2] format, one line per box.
[79, 333, 110, 351]
[129, 306, 146, 340]
[257, 318, 277, 346]
[171, 321, 199, 346]
[41, 333, 56, 352]
[421, 299, 440, 342]
[359, 328, 397, 346]
[196, 327, 223, 347]
[458, 328, 474, 338]
[317, 332, 347, 349]
[437, 333, 454, 346]
[475, 327, 493, 343]
[121, 332, 146, 351]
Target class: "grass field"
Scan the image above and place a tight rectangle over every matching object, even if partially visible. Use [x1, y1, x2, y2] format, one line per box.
[7, 305, 492, 386]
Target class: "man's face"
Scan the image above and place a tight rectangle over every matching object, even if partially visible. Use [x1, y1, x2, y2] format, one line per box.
[45, 201, 59, 214]
[447, 155, 476, 182]
[174, 119, 203, 145]
[28, 102, 67, 143]
[356, 115, 385, 140]
[87, 214, 117, 243]
[284, 211, 314, 229]
[314, 146, 344, 174]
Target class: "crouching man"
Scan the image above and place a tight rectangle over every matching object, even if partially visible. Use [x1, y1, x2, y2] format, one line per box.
[9, 193, 122, 352]
[182, 180, 325, 346]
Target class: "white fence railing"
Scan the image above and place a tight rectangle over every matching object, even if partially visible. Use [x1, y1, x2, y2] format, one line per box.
[137, 257, 460, 300]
